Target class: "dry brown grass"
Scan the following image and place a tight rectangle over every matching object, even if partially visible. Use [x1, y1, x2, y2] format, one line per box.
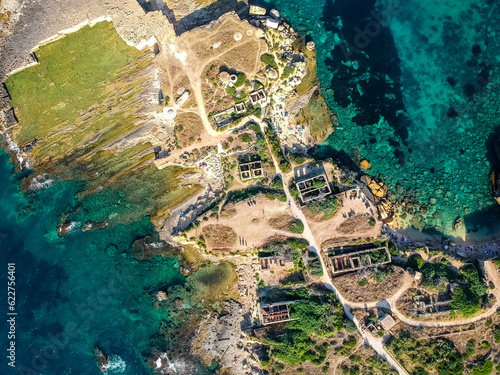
[219, 205, 237, 219]
[202, 224, 237, 250]
[337, 213, 372, 234]
[268, 213, 295, 231]
[175, 112, 205, 147]
[333, 266, 404, 303]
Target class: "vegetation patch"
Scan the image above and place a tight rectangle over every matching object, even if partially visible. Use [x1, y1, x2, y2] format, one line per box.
[451, 264, 487, 317]
[388, 332, 463, 375]
[289, 219, 305, 234]
[263, 289, 345, 366]
[307, 195, 339, 220]
[264, 123, 291, 173]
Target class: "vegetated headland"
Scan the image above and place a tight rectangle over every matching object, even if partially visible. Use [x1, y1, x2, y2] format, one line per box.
[1, 1, 500, 375]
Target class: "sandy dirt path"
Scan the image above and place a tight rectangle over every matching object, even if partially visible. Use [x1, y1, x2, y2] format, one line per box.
[257, 120, 409, 375]
[389, 261, 500, 328]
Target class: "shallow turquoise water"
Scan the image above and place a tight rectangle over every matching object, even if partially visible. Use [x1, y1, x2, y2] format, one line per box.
[0, 150, 192, 374]
[264, 0, 500, 236]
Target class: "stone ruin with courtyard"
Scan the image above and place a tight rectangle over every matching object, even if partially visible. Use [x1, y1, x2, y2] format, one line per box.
[295, 173, 332, 206]
[259, 301, 296, 325]
[328, 245, 391, 276]
[259, 252, 294, 271]
[239, 156, 263, 181]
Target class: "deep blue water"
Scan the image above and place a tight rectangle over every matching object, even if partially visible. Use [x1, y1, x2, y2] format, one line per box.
[264, 0, 500, 237]
[2, 0, 500, 373]
[0, 150, 185, 374]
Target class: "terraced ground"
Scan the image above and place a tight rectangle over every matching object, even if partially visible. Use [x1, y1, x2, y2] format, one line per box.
[6, 21, 202, 227]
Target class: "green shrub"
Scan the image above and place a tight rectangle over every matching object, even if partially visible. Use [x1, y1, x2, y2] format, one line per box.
[240, 133, 253, 142]
[370, 249, 389, 263]
[271, 175, 284, 190]
[226, 86, 236, 95]
[312, 179, 326, 188]
[275, 362, 285, 371]
[343, 336, 357, 348]
[289, 219, 305, 234]
[358, 278, 368, 287]
[388, 333, 463, 375]
[246, 105, 262, 117]
[388, 241, 399, 256]
[481, 340, 491, 349]
[260, 53, 278, 71]
[368, 217, 376, 227]
[472, 360, 493, 375]
[493, 325, 500, 343]
[282, 65, 295, 79]
[451, 287, 481, 317]
[307, 196, 338, 220]
[408, 253, 424, 269]
[234, 72, 246, 87]
[463, 339, 475, 360]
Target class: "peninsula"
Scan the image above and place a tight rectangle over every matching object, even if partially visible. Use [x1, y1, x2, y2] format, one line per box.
[1, 1, 500, 375]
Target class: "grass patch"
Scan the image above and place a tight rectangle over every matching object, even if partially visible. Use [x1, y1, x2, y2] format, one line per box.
[307, 195, 338, 220]
[7, 21, 144, 146]
[289, 219, 305, 234]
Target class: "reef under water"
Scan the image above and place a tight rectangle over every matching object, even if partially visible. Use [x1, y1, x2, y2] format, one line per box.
[0, 149, 219, 374]
[264, 0, 500, 238]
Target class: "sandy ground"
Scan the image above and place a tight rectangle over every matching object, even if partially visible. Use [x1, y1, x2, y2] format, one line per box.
[332, 266, 405, 304]
[195, 194, 296, 252]
[305, 188, 382, 249]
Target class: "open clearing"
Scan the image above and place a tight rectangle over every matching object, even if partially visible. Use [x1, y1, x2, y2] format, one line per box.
[196, 194, 297, 253]
[332, 266, 405, 303]
[303, 189, 381, 249]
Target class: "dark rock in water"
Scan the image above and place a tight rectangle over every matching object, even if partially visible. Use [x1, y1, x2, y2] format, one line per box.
[93, 346, 110, 373]
[130, 234, 177, 259]
[82, 220, 109, 232]
[57, 222, 74, 237]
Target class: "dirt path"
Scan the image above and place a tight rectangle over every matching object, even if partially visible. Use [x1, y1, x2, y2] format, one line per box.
[189, 76, 220, 138]
[257, 120, 409, 375]
[389, 261, 500, 328]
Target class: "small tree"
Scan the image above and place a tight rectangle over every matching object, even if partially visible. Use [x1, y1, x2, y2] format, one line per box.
[408, 253, 424, 269]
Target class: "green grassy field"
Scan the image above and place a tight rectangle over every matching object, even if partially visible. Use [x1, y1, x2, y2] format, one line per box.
[7, 21, 143, 146]
[7, 21, 202, 226]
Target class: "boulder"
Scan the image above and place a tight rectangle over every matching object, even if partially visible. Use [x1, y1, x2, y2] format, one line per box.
[157, 291, 168, 301]
[268, 67, 278, 79]
[360, 175, 372, 185]
[219, 71, 230, 84]
[174, 298, 183, 310]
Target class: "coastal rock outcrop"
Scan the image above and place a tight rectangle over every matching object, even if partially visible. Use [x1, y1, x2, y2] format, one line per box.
[360, 175, 387, 198]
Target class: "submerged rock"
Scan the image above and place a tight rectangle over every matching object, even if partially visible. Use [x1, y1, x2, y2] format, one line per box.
[360, 159, 371, 170]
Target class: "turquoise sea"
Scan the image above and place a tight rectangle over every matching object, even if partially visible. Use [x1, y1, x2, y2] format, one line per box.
[264, 0, 500, 237]
[0, 150, 204, 374]
[2, 0, 500, 373]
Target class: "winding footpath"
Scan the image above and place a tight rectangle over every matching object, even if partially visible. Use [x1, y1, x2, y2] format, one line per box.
[258, 120, 500, 374]
[258, 121, 409, 375]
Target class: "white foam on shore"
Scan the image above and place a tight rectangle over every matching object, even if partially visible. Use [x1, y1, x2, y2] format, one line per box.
[3, 133, 29, 170]
[29, 174, 54, 190]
